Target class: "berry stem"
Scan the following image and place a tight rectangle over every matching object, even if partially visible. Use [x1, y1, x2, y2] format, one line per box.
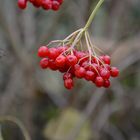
[84, 0, 104, 31]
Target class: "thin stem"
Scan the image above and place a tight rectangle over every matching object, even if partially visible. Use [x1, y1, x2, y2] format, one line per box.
[0, 116, 31, 140]
[84, 0, 104, 30]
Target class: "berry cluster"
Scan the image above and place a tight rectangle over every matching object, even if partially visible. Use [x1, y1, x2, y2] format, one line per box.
[17, 0, 63, 11]
[38, 45, 119, 90]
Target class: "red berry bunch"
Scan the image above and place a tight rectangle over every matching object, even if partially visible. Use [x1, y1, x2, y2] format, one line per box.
[17, 0, 63, 11]
[38, 45, 119, 90]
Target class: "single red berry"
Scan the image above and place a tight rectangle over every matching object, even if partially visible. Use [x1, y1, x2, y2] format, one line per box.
[95, 76, 104, 87]
[42, 0, 52, 10]
[103, 55, 111, 65]
[38, 46, 49, 57]
[74, 64, 80, 70]
[81, 61, 89, 69]
[18, 0, 27, 9]
[64, 79, 74, 90]
[110, 67, 119, 77]
[66, 55, 78, 66]
[85, 71, 96, 81]
[48, 48, 59, 59]
[55, 55, 66, 67]
[63, 73, 72, 80]
[57, 46, 68, 53]
[103, 64, 111, 71]
[40, 58, 49, 69]
[33, 0, 43, 7]
[75, 67, 86, 78]
[104, 80, 110, 88]
[48, 59, 58, 70]
[100, 68, 110, 79]
[52, 1, 60, 11]
[74, 51, 86, 60]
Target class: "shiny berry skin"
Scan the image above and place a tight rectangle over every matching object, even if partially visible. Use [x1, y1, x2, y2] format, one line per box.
[18, 0, 27, 9]
[55, 55, 66, 67]
[103, 55, 111, 65]
[64, 79, 73, 90]
[52, 1, 60, 11]
[85, 71, 95, 81]
[57, 46, 67, 53]
[48, 48, 59, 59]
[74, 64, 80, 70]
[40, 58, 49, 69]
[100, 68, 110, 79]
[75, 67, 86, 78]
[66, 55, 78, 66]
[42, 0, 52, 10]
[104, 80, 110, 88]
[95, 76, 104, 87]
[110, 67, 119, 77]
[63, 73, 72, 80]
[38, 46, 49, 57]
[48, 59, 58, 70]
[33, 0, 43, 7]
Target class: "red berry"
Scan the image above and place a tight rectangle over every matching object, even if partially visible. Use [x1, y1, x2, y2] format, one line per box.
[48, 48, 59, 59]
[42, 0, 52, 10]
[38, 46, 49, 57]
[110, 67, 119, 77]
[100, 68, 110, 79]
[57, 46, 68, 53]
[64, 79, 73, 90]
[52, 1, 60, 11]
[55, 55, 66, 67]
[85, 71, 96, 81]
[18, 0, 27, 9]
[95, 76, 104, 87]
[66, 55, 78, 66]
[103, 55, 111, 65]
[40, 58, 49, 69]
[104, 80, 110, 88]
[63, 73, 72, 80]
[75, 67, 86, 78]
[48, 59, 58, 70]
[74, 64, 80, 70]
[33, 0, 43, 7]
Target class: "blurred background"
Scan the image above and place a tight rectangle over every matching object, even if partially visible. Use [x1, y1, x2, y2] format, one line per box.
[0, 0, 140, 140]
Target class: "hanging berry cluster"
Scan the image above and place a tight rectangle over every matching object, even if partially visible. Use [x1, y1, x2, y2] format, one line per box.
[38, 29, 119, 90]
[17, 0, 63, 11]
[37, 0, 119, 90]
